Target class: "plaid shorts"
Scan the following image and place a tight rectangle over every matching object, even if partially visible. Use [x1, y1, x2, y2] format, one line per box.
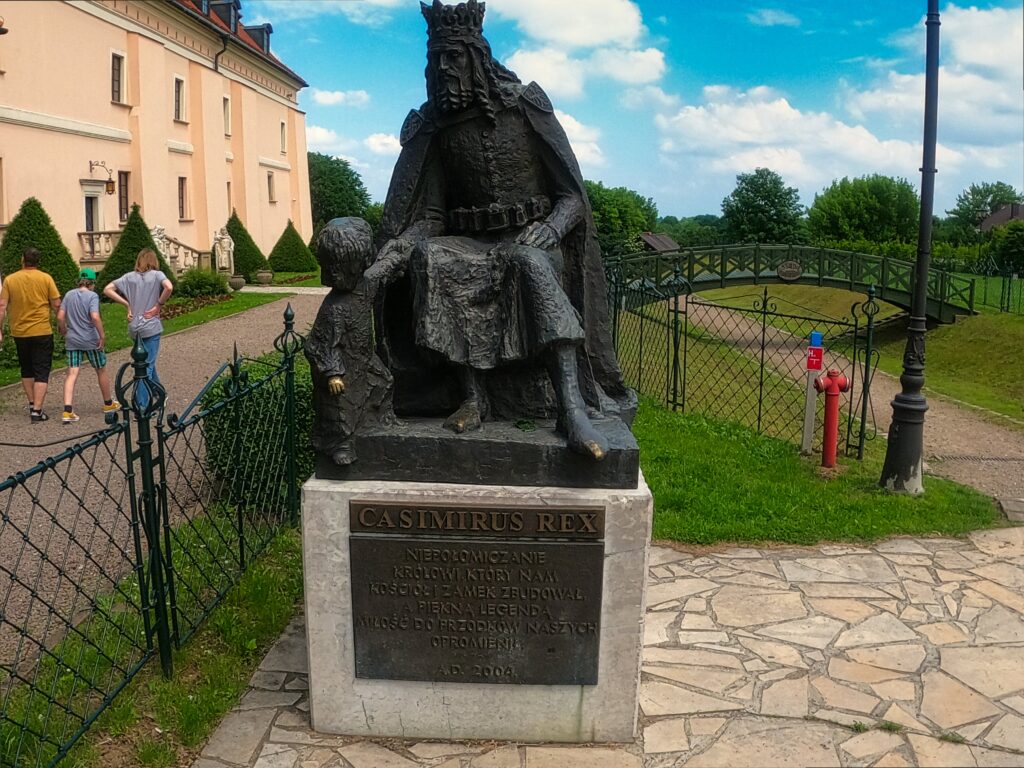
[66, 349, 107, 369]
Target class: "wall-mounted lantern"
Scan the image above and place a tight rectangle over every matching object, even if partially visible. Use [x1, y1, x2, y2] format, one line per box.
[89, 161, 116, 195]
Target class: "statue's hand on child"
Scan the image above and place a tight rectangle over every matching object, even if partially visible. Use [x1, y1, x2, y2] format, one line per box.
[328, 376, 346, 395]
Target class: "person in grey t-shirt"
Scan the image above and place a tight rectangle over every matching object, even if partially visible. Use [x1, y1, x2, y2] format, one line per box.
[103, 248, 174, 408]
[57, 268, 119, 423]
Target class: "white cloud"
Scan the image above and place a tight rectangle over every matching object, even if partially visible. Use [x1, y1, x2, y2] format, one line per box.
[253, 0, 404, 25]
[306, 124, 358, 154]
[363, 133, 402, 156]
[488, 0, 644, 48]
[311, 88, 371, 107]
[554, 110, 605, 169]
[507, 48, 586, 99]
[589, 48, 665, 84]
[844, 5, 1023, 148]
[747, 9, 801, 28]
[621, 85, 680, 111]
[655, 86, 934, 201]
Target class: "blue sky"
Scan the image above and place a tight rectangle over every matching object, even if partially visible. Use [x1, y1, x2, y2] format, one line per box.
[250, 0, 1023, 219]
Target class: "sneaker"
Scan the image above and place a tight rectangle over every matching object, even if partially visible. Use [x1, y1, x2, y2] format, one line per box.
[103, 401, 121, 414]
[62, 411, 80, 424]
[30, 410, 49, 423]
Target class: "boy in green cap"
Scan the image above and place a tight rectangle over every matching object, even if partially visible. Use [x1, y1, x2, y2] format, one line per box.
[57, 268, 118, 423]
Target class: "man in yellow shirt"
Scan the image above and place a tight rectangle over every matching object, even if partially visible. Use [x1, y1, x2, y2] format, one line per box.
[0, 248, 62, 421]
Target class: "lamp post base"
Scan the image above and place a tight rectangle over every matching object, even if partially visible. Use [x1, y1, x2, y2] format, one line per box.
[879, 392, 928, 495]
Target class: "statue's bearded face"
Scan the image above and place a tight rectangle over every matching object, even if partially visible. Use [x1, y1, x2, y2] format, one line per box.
[433, 43, 475, 113]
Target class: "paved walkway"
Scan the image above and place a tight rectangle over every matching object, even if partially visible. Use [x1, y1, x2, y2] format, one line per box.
[194, 529, 1024, 768]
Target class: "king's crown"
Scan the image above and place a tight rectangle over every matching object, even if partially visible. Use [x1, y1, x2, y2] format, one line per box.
[421, 0, 485, 43]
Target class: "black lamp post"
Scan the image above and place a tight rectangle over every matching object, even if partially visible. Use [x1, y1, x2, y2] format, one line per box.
[880, 0, 941, 494]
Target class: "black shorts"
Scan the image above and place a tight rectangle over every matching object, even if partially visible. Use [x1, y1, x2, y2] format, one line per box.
[14, 334, 54, 383]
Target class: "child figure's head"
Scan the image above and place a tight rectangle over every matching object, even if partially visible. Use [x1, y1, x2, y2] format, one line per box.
[317, 217, 373, 292]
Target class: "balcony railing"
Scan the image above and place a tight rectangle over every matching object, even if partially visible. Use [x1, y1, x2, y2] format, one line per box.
[78, 230, 123, 262]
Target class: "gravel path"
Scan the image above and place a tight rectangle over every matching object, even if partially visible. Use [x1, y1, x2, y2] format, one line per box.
[0, 293, 323, 667]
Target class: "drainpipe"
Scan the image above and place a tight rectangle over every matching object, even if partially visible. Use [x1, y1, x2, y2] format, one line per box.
[213, 33, 229, 72]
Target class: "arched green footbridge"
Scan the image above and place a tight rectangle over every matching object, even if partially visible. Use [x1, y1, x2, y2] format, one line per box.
[610, 244, 976, 323]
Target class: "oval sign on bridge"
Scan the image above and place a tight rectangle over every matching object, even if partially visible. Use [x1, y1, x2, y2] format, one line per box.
[777, 260, 803, 282]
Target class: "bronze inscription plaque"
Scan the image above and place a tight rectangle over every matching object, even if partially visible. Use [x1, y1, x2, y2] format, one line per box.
[349, 502, 604, 685]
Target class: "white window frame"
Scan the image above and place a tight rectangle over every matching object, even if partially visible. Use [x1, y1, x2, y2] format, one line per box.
[267, 171, 276, 203]
[279, 120, 287, 154]
[173, 76, 186, 122]
[178, 176, 190, 220]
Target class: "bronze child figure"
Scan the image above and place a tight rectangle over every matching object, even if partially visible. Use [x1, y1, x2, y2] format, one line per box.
[305, 217, 397, 466]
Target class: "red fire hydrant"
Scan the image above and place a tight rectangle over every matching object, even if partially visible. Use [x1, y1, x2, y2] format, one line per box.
[814, 369, 851, 468]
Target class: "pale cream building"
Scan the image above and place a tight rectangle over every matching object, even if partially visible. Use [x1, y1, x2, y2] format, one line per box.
[0, 0, 311, 270]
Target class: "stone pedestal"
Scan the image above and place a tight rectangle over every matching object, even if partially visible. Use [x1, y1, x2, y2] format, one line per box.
[301, 475, 652, 743]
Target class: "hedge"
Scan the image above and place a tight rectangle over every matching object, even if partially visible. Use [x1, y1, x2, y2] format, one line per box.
[96, 204, 176, 295]
[226, 211, 268, 282]
[268, 220, 317, 272]
[200, 354, 314, 511]
[0, 197, 80, 295]
[176, 267, 229, 298]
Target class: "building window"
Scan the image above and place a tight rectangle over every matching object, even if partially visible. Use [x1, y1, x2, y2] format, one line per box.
[173, 78, 185, 121]
[226, 181, 232, 212]
[111, 53, 125, 103]
[118, 171, 130, 222]
[178, 176, 188, 219]
[280, 121, 287, 154]
[267, 172, 276, 203]
[223, 96, 231, 136]
[84, 196, 98, 232]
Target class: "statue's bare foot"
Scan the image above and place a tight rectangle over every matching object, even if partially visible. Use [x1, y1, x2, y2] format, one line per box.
[561, 407, 609, 461]
[444, 400, 483, 433]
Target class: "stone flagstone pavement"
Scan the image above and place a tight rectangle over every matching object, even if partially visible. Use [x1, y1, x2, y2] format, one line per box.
[193, 527, 1024, 768]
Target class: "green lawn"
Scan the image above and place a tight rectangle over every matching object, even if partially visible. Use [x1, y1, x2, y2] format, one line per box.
[269, 269, 322, 288]
[0, 292, 290, 387]
[635, 400, 1000, 545]
[873, 310, 1024, 424]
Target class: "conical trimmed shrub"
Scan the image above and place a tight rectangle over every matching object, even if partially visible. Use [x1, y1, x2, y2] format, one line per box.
[0, 197, 80, 294]
[226, 211, 268, 282]
[269, 220, 317, 272]
[96, 205, 175, 295]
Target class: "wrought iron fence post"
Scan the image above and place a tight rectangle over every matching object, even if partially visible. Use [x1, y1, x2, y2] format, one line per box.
[859, 286, 879, 460]
[227, 344, 246, 571]
[274, 304, 305, 525]
[116, 336, 173, 679]
[756, 287, 769, 433]
[670, 265, 683, 411]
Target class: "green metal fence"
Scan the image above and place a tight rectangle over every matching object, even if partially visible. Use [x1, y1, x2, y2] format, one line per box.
[0, 306, 304, 767]
[607, 257, 880, 458]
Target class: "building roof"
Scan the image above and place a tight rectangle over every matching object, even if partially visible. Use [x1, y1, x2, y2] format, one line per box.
[170, 0, 308, 88]
[980, 203, 1024, 232]
[639, 232, 680, 253]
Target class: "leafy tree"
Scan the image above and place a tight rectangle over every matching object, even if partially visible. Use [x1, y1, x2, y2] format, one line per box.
[995, 220, 1024, 275]
[721, 168, 804, 244]
[945, 181, 1023, 243]
[807, 175, 919, 244]
[656, 214, 724, 247]
[584, 180, 658, 256]
[364, 202, 384, 237]
[269, 220, 318, 272]
[0, 197, 80, 295]
[308, 152, 371, 231]
[96, 204, 175, 295]
[226, 210, 268, 282]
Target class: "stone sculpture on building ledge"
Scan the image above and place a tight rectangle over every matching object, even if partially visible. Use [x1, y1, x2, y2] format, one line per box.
[306, 0, 638, 489]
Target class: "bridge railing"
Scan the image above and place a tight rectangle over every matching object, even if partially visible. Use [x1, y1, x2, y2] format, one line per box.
[612, 244, 976, 319]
